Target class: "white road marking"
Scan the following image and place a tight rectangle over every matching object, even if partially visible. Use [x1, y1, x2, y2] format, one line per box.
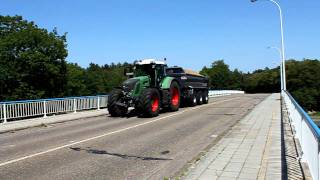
[1, 144, 16, 149]
[0, 97, 240, 167]
[210, 134, 218, 138]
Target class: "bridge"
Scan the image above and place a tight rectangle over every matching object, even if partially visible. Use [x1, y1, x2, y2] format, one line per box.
[0, 91, 317, 180]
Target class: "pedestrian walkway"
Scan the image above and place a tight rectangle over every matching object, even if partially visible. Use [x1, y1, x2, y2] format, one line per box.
[0, 109, 108, 133]
[183, 94, 282, 180]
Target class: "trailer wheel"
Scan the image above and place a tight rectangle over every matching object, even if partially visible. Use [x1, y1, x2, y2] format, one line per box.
[202, 91, 209, 104]
[108, 89, 128, 117]
[167, 81, 180, 111]
[136, 88, 160, 117]
[189, 92, 197, 107]
[197, 91, 203, 105]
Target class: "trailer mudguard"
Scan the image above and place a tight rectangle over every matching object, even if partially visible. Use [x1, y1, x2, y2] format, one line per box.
[160, 77, 175, 89]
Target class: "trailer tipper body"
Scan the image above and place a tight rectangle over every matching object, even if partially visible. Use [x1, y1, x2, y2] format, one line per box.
[166, 67, 209, 106]
[108, 59, 209, 117]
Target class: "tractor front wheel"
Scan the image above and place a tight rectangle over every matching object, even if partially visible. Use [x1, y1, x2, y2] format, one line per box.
[108, 89, 128, 117]
[136, 88, 160, 117]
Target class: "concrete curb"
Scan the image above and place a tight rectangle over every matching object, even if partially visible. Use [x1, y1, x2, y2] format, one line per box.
[0, 109, 109, 134]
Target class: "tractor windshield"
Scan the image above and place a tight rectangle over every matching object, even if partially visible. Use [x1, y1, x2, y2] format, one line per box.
[134, 64, 154, 77]
[134, 64, 166, 87]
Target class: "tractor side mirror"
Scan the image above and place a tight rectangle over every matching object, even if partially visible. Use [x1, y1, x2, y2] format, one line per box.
[126, 72, 134, 77]
[124, 67, 134, 78]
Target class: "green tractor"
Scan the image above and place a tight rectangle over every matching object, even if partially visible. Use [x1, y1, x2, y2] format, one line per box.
[108, 59, 181, 117]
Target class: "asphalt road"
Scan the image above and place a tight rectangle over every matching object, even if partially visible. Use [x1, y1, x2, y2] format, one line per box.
[0, 94, 269, 180]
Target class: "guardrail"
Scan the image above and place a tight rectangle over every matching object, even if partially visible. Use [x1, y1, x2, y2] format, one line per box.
[209, 90, 245, 97]
[0, 95, 108, 123]
[0, 90, 244, 124]
[282, 91, 320, 180]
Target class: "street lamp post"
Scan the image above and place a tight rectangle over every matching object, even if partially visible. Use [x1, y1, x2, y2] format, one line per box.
[251, 0, 287, 91]
[267, 46, 283, 91]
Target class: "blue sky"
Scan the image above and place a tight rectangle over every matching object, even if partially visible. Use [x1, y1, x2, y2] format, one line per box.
[1, 0, 319, 72]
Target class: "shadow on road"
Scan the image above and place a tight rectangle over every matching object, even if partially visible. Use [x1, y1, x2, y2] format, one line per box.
[70, 147, 173, 161]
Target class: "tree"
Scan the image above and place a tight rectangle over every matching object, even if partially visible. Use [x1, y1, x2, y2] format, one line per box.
[0, 15, 68, 100]
[83, 62, 127, 95]
[286, 59, 320, 111]
[65, 63, 88, 96]
[243, 68, 280, 93]
[200, 60, 244, 90]
[84, 63, 106, 95]
[200, 60, 232, 89]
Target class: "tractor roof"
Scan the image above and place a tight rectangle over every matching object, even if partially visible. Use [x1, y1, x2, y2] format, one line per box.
[135, 59, 167, 65]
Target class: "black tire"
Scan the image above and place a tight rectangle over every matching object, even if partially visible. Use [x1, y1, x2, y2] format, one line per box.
[196, 91, 203, 105]
[202, 90, 209, 104]
[167, 81, 181, 112]
[135, 88, 160, 117]
[189, 92, 197, 107]
[108, 89, 128, 117]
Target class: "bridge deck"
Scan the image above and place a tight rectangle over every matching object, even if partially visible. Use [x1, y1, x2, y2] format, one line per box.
[0, 94, 308, 179]
[0, 94, 267, 179]
[184, 94, 282, 180]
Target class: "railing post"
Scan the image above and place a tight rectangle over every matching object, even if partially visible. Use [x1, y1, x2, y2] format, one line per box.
[43, 101, 47, 118]
[317, 141, 320, 179]
[301, 115, 303, 152]
[73, 98, 77, 113]
[3, 104, 7, 123]
[97, 96, 100, 110]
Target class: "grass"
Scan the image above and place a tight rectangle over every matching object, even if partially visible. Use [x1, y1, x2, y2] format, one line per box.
[309, 111, 320, 119]
[308, 112, 320, 127]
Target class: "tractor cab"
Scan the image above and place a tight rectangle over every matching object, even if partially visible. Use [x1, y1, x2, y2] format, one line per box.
[133, 59, 167, 87]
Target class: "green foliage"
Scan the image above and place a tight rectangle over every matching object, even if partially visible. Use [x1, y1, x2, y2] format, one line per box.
[0, 15, 128, 100]
[65, 63, 88, 96]
[201, 59, 320, 111]
[0, 15, 67, 100]
[286, 59, 320, 111]
[243, 68, 280, 93]
[83, 63, 127, 95]
[200, 60, 244, 90]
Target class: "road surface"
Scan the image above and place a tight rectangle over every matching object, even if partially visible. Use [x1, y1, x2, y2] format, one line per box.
[0, 94, 268, 180]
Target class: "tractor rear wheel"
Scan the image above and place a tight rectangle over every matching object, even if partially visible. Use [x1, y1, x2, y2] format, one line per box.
[136, 88, 160, 117]
[167, 81, 180, 111]
[108, 89, 128, 117]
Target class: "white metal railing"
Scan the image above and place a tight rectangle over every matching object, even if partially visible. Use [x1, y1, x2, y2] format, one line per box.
[283, 91, 320, 180]
[209, 90, 245, 97]
[0, 95, 108, 123]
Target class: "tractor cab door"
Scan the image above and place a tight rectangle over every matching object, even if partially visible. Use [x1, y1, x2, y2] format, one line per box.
[155, 64, 167, 87]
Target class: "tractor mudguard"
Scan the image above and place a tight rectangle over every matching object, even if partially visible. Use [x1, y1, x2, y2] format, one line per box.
[160, 77, 175, 89]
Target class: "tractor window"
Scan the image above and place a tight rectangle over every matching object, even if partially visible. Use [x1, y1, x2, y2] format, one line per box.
[134, 65, 153, 77]
[166, 68, 184, 74]
[156, 65, 165, 78]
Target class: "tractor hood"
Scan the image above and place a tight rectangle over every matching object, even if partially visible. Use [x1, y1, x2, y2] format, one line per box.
[122, 78, 139, 92]
[122, 76, 150, 95]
